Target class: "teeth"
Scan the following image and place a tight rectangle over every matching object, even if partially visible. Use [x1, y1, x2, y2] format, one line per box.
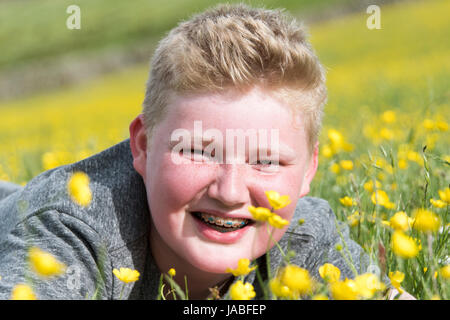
[199, 212, 248, 228]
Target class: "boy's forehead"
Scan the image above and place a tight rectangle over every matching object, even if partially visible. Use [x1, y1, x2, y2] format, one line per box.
[166, 87, 305, 128]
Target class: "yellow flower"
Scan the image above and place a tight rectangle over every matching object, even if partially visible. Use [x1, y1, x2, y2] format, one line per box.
[329, 163, 340, 174]
[422, 119, 435, 130]
[398, 158, 408, 170]
[339, 196, 355, 207]
[328, 129, 344, 147]
[354, 273, 385, 299]
[381, 220, 391, 227]
[391, 231, 419, 259]
[439, 265, 450, 279]
[389, 271, 405, 294]
[10, 284, 37, 300]
[229, 280, 255, 300]
[339, 160, 354, 170]
[330, 278, 359, 300]
[407, 151, 423, 166]
[265, 191, 291, 210]
[267, 214, 290, 229]
[280, 265, 312, 296]
[347, 211, 362, 227]
[319, 263, 341, 283]
[321, 144, 334, 158]
[438, 187, 450, 203]
[226, 258, 256, 277]
[67, 171, 92, 207]
[248, 206, 272, 222]
[430, 198, 446, 208]
[269, 277, 294, 299]
[113, 268, 140, 283]
[312, 294, 329, 300]
[389, 211, 411, 231]
[29, 247, 66, 277]
[381, 110, 396, 123]
[363, 180, 381, 193]
[436, 120, 448, 131]
[412, 208, 441, 233]
[168, 268, 176, 277]
[380, 128, 394, 140]
[371, 190, 395, 209]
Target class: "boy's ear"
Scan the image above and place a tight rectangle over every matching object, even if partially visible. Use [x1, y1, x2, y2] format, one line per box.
[129, 114, 148, 179]
[298, 141, 319, 198]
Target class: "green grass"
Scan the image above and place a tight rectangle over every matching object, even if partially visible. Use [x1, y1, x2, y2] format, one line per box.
[0, 0, 358, 70]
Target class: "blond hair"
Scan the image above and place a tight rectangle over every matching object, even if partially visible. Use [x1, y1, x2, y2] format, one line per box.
[142, 3, 327, 152]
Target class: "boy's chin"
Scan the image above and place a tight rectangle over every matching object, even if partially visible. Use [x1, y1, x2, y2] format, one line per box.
[184, 245, 263, 275]
[191, 255, 244, 274]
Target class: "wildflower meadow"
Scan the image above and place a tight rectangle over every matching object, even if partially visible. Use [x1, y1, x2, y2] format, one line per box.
[0, 0, 448, 300]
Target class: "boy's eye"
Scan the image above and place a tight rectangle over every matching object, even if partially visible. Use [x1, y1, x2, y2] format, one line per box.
[180, 148, 213, 162]
[250, 159, 280, 173]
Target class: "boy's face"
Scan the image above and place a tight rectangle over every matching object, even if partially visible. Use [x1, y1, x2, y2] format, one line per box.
[130, 86, 318, 274]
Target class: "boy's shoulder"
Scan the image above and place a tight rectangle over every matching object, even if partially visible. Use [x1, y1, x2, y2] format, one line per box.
[289, 196, 339, 241]
[0, 139, 150, 250]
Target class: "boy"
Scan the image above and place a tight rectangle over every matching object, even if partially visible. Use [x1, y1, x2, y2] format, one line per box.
[0, 4, 405, 300]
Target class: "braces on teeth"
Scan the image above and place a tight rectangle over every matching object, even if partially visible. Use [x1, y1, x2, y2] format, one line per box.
[199, 212, 248, 228]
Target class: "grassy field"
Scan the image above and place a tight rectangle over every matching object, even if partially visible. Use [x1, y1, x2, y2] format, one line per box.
[0, 0, 357, 70]
[0, 0, 449, 299]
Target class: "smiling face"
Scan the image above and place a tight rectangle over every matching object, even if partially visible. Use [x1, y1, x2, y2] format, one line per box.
[130, 86, 318, 275]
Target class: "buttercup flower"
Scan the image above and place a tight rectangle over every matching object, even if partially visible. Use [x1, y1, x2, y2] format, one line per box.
[381, 110, 396, 123]
[339, 196, 355, 207]
[280, 265, 312, 296]
[10, 284, 37, 300]
[248, 206, 272, 222]
[439, 265, 450, 279]
[29, 246, 66, 277]
[363, 180, 381, 193]
[438, 187, 450, 204]
[319, 263, 341, 283]
[347, 211, 362, 227]
[330, 278, 359, 300]
[265, 191, 291, 210]
[229, 280, 255, 300]
[389, 271, 405, 294]
[267, 214, 290, 229]
[113, 268, 140, 283]
[329, 163, 340, 174]
[354, 273, 385, 299]
[391, 231, 419, 259]
[430, 198, 446, 208]
[269, 277, 294, 299]
[371, 190, 395, 209]
[226, 258, 256, 277]
[168, 268, 176, 277]
[412, 208, 441, 233]
[67, 171, 92, 207]
[389, 211, 411, 231]
[339, 160, 354, 170]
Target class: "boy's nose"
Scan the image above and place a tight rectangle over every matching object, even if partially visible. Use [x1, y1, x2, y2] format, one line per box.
[207, 164, 249, 207]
